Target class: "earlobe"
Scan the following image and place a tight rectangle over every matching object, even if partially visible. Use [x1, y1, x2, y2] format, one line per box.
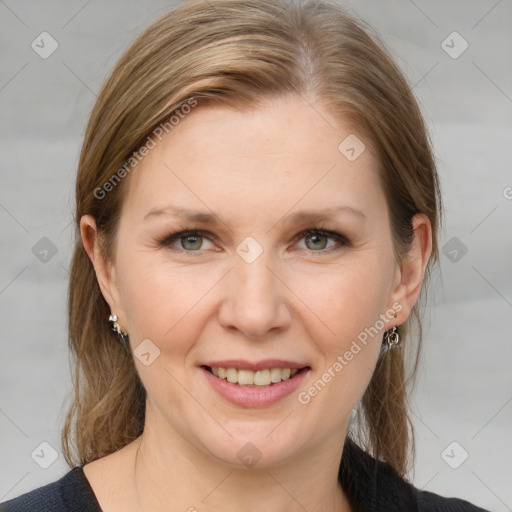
[390, 213, 433, 323]
[79, 215, 120, 312]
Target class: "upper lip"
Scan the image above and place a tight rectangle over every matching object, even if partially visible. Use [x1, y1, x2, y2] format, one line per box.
[201, 359, 310, 371]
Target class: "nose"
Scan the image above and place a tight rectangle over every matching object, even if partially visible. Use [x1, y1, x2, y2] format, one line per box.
[217, 251, 292, 339]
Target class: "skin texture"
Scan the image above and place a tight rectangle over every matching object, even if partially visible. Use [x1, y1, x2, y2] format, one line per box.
[80, 94, 432, 512]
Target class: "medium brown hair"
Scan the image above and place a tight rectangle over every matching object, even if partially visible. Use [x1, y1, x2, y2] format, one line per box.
[62, 0, 442, 479]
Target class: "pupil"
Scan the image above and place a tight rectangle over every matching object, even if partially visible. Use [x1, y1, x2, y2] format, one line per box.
[183, 235, 201, 250]
[307, 233, 326, 250]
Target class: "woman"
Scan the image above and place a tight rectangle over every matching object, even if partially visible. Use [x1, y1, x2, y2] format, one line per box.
[0, 0, 490, 510]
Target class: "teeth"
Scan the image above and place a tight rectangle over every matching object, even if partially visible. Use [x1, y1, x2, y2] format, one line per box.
[209, 366, 301, 386]
[227, 368, 238, 383]
[270, 368, 282, 383]
[237, 369, 254, 385]
[254, 370, 270, 386]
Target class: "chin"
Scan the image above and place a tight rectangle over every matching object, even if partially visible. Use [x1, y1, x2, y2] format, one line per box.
[192, 422, 309, 470]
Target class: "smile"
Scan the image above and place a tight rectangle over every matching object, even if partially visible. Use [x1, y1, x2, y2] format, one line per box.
[200, 365, 311, 407]
[204, 365, 307, 387]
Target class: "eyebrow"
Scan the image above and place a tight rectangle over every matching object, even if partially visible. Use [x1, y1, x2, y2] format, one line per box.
[143, 205, 366, 226]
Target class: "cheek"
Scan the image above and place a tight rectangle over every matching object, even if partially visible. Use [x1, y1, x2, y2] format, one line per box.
[292, 257, 392, 392]
[290, 255, 393, 343]
[293, 261, 390, 415]
[115, 248, 215, 347]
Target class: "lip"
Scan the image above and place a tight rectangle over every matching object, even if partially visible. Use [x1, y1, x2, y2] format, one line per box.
[200, 365, 311, 408]
[201, 359, 309, 371]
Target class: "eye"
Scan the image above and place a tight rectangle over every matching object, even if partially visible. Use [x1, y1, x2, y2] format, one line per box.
[158, 225, 349, 254]
[294, 227, 349, 253]
[300, 231, 334, 251]
[159, 227, 215, 252]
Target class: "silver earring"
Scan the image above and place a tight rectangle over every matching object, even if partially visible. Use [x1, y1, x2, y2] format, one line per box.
[383, 325, 400, 350]
[108, 314, 129, 350]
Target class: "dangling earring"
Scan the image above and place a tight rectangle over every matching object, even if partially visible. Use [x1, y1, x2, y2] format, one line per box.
[383, 325, 400, 349]
[108, 314, 129, 351]
[382, 309, 401, 351]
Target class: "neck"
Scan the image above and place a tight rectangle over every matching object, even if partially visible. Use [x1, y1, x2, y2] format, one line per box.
[127, 415, 353, 512]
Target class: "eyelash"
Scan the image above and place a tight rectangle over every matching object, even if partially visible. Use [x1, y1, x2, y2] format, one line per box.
[158, 224, 350, 256]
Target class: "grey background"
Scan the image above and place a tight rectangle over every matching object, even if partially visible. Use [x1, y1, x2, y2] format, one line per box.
[0, 0, 511, 510]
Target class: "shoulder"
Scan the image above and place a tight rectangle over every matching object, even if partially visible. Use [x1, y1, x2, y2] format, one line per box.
[416, 489, 490, 512]
[339, 438, 490, 512]
[375, 454, 491, 512]
[0, 467, 101, 512]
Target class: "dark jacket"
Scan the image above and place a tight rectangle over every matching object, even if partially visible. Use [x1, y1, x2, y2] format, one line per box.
[0, 438, 490, 511]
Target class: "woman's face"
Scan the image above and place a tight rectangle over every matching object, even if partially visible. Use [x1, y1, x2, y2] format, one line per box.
[84, 94, 426, 468]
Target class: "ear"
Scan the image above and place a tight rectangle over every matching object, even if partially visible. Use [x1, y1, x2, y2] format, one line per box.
[389, 213, 433, 324]
[80, 215, 123, 318]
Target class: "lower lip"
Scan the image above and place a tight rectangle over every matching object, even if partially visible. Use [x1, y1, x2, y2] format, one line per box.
[200, 366, 310, 408]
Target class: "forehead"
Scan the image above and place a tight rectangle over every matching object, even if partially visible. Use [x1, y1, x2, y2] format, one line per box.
[122, 95, 384, 224]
